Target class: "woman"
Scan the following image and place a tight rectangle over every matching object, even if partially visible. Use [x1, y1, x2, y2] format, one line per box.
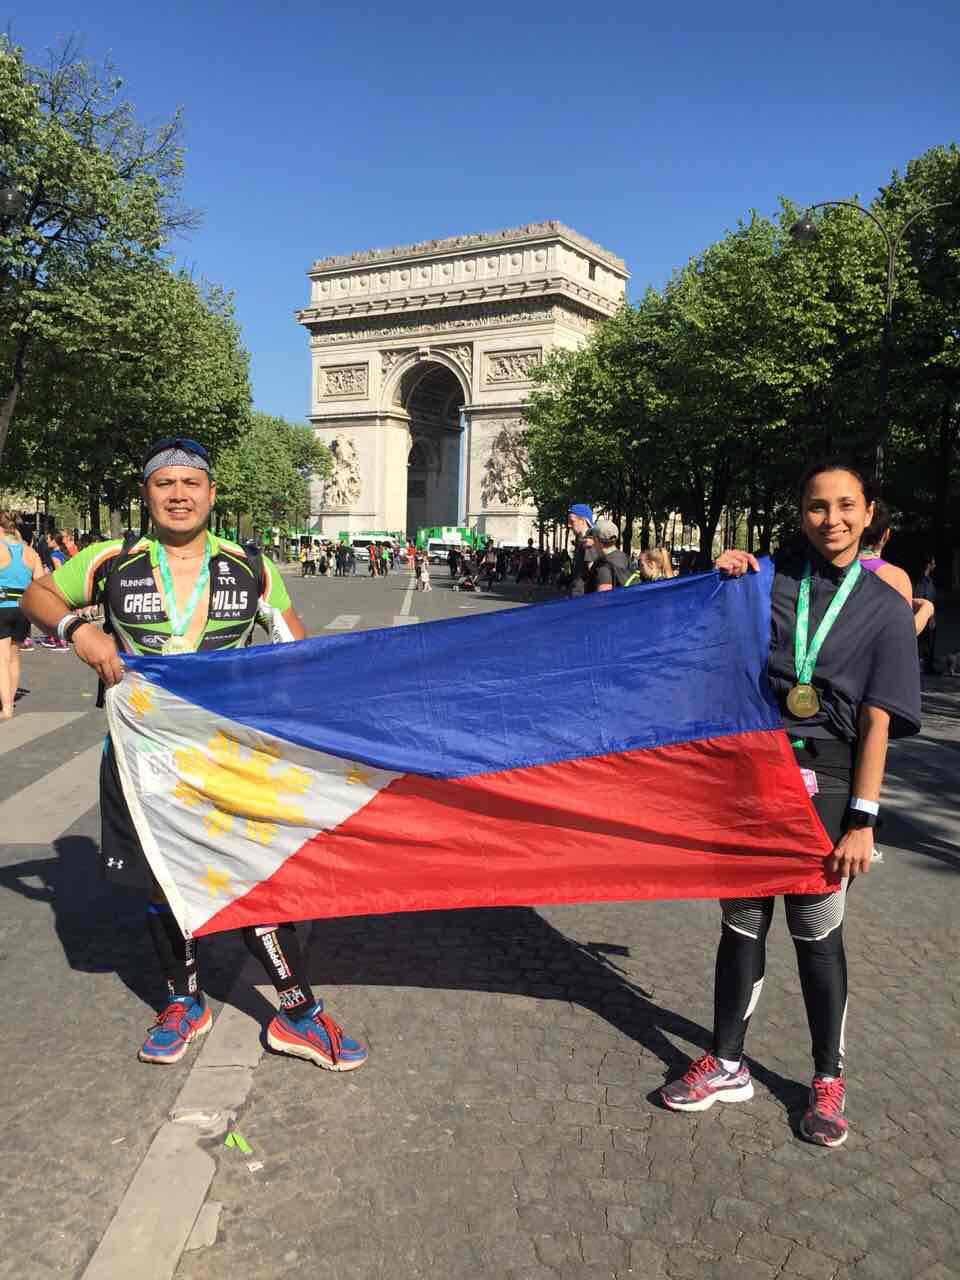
[634, 546, 674, 582]
[859, 500, 934, 637]
[0, 511, 46, 719]
[661, 461, 921, 1147]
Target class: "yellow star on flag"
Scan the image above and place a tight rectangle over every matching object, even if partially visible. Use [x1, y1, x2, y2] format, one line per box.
[129, 685, 154, 717]
[200, 865, 230, 896]
[345, 763, 372, 786]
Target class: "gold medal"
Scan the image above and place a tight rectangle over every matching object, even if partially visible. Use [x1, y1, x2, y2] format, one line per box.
[161, 634, 194, 656]
[786, 682, 820, 718]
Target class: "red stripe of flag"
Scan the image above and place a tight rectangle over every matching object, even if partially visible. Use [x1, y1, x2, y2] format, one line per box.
[197, 730, 835, 936]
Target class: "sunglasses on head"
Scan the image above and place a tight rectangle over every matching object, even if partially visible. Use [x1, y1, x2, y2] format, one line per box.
[142, 437, 210, 467]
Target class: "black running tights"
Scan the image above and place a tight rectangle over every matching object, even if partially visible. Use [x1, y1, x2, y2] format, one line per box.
[712, 888, 848, 1077]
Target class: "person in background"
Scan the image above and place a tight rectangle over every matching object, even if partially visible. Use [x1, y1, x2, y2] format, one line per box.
[0, 511, 46, 715]
[914, 555, 937, 674]
[39, 535, 69, 648]
[858, 501, 934, 637]
[584, 519, 630, 591]
[635, 549, 669, 583]
[567, 504, 596, 597]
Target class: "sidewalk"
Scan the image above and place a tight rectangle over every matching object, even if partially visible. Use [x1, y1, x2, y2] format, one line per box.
[171, 683, 960, 1280]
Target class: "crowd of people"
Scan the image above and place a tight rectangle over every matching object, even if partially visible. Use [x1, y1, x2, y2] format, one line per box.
[0, 514, 108, 701]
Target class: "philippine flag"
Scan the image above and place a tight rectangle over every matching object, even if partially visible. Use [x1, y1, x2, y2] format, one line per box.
[106, 559, 834, 939]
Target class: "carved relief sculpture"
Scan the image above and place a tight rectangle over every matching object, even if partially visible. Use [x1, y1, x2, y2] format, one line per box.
[437, 343, 473, 376]
[485, 349, 542, 384]
[480, 420, 528, 508]
[323, 434, 362, 508]
[320, 364, 368, 397]
[380, 349, 408, 379]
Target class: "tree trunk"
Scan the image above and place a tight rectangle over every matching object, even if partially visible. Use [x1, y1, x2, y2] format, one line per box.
[0, 335, 29, 466]
[622, 489, 636, 557]
[88, 480, 102, 536]
[933, 397, 958, 589]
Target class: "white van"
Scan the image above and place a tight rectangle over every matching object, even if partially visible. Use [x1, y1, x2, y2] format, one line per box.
[426, 539, 464, 565]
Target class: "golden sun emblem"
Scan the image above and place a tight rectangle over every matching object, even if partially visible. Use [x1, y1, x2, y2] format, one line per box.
[172, 730, 309, 845]
[129, 684, 155, 717]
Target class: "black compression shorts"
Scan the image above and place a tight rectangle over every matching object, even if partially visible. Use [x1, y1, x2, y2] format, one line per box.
[0, 608, 29, 643]
[100, 738, 155, 889]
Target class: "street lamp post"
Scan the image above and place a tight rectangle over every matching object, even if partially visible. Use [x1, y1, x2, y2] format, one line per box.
[0, 183, 27, 223]
[789, 199, 951, 480]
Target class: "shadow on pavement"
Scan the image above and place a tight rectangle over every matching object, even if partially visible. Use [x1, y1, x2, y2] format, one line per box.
[0, 834, 251, 1013]
[303, 904, 808, 1113]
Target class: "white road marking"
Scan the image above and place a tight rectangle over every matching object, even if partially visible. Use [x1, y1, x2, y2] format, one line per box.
[0, 710, 87, 757]
[392, 616, 420, 627]
[398, 576, 416, 617]
[323, 614, 361, 631]
[0, 741, 102, 843]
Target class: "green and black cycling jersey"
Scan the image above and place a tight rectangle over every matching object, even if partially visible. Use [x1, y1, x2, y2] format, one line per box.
[52, 532, 291, 656]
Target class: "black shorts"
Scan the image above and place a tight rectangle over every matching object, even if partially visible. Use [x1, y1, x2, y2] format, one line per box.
[0, 608, 29, 643]
[791, 734, 855, 844]
[100, 738, 155, 890]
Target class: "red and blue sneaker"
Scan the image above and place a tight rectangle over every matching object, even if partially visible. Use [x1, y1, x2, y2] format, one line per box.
[661, 1052, 754, 1111]
[800, 1075, 848, 1147]
[138, 995, 212, 1064]
[266, 1000, 368, 1072]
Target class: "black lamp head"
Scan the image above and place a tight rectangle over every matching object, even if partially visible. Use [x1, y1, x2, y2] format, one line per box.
[0, 185, 27, 219]
[789, 209, 819, 242]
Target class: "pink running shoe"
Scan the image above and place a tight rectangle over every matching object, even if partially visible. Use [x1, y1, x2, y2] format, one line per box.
[661, 1052, 754, 1111]
[800, 1075, 848, 1147]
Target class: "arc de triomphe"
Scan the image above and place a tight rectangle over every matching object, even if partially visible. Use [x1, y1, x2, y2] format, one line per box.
[295, 221, 628, 543]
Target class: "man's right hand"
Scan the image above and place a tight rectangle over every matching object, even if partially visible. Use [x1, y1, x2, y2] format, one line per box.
[72, 625, 125, 687]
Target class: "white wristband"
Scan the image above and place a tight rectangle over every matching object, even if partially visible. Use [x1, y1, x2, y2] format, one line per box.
[56, 612, 79, 642]
[849, 796, 879, 816]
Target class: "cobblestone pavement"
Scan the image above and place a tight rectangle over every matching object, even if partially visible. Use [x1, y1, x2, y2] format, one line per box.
[1, 575, 958, 1280]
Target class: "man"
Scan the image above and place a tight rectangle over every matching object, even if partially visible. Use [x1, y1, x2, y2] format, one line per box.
[21, 438, 367, 1072]
[447, 546, 460, 579]
[517, 538, 538, 603]
[567, 503, 596, 597]
[584, 518, 630, 592]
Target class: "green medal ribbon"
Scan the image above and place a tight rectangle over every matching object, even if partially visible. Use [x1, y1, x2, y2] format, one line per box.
[794, 559, 861, 687]
[157, 544, 210, 642]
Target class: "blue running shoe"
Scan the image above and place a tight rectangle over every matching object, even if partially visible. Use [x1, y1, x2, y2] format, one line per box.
[266, 1000, 368, 1072]
[139, 995, 212, 1064]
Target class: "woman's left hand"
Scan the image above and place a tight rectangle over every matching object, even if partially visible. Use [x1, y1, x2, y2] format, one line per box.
[827, 826, 876, 879]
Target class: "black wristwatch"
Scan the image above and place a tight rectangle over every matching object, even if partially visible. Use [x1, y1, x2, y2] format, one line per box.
[845, 809, 877, 830]
[64, 616, 92, 644]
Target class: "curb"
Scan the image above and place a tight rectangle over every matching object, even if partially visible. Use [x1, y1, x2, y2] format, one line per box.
[82, 958, 277, 1280]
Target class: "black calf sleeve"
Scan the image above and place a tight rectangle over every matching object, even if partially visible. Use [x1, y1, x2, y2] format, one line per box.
[793, 929, 847, 1077]
[242, 924, 315, 1015]
[713, 924, 767, 1062]
[146, 903, 199, 999]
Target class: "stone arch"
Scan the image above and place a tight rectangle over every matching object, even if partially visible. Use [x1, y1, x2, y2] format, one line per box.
[390, 357, 467, 537]
[379, 348, 470, 413]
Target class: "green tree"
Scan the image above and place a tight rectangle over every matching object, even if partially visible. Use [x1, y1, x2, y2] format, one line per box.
[4, 262, 252, 532]
[876, 144, 960, 579]
[213, 413, 330, 537]
[0, 37, 192, 462]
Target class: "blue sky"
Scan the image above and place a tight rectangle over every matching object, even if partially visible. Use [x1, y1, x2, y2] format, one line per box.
[8, 0, 959, 421]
